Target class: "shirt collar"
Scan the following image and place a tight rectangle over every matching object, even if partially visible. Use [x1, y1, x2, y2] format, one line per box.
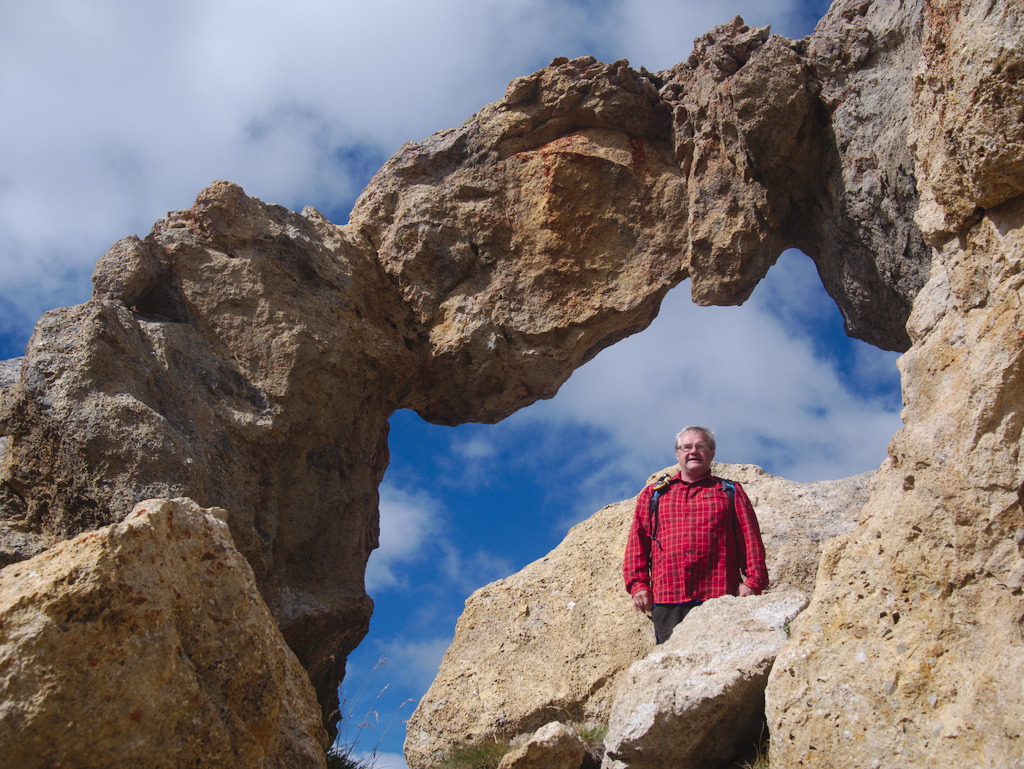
[671, 470, 717, 486]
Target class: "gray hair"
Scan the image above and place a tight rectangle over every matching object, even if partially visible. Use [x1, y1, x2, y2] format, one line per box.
[675, 426, 716, 452]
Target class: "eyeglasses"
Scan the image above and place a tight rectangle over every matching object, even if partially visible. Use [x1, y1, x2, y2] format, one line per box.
[676, 443, 710, 452]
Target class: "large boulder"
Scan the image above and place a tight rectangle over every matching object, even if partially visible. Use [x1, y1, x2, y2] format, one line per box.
[602, 591, 808, 769]
[0, 497, 328, 768]
[497, 722, 588, 769]
[403, 463, 868, 768]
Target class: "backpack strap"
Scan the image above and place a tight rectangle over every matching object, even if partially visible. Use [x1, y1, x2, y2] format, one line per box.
[719, 479, 735, 505]
[648, 474, 676, 550]
[719, 478, 747, 581]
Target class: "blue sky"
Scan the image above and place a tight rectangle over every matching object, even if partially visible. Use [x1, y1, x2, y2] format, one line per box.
[0, 1, 899, 766]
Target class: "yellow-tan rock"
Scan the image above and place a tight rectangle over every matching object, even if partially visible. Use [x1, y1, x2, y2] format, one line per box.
[766, 2, 1024, 767]
[0, 498, 328, 768]
[603, 592, 808, 769]
[496, 722, 587, 769]
[404, 463, 868, 768]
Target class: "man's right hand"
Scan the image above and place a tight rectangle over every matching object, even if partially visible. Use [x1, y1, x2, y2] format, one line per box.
[631, 589, 652, 613]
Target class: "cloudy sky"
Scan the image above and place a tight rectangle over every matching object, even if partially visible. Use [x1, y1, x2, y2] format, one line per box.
[2, 1, 902, 766]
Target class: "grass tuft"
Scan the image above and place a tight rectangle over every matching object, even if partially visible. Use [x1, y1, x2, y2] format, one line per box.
[732, 722, 770, 769]
[435, 740, 511, 769]
[328, 657, 417, 769]
[326, 745, 376, 769]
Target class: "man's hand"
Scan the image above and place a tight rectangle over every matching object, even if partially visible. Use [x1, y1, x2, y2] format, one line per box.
[738, 584, 754, 597]
[631, 589, 652, 612]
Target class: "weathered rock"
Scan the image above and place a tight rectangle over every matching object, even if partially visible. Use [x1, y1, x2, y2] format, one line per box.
[497, 722, 588, 769]
[402, 495, 648, 769]
[911, 0, 1024, 242]
[0, 497, 328, 768]
[658, 10, 929, 350]
[767, 196, 1024, 767]
[766, 2, 1024, 768]
[403, 463, 866, 768]
[0, 357, 18, 388]
[602, 592, 807, 769]
[1, 1, 1022, 766]
[349, 56, 690, 425]
[0, 187, 398, 721]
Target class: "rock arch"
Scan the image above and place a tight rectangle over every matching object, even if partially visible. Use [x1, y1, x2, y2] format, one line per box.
[2, 3, 1022, 766]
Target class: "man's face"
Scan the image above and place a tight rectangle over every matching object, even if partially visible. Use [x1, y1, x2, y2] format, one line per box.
[675, 431, 715, 480]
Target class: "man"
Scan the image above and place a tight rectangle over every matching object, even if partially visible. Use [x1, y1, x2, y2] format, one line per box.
[623, 426, 768, 643]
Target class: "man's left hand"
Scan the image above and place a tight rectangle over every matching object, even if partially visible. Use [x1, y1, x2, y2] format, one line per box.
[738, 584, 754, 597]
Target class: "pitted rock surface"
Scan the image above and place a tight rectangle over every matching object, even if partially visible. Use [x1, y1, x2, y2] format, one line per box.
[0, 2, 1021, 767]
[0, 498, 328, 768]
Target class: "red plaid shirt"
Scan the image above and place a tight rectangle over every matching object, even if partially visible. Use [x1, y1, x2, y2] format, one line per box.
[623, 472, 768, 603]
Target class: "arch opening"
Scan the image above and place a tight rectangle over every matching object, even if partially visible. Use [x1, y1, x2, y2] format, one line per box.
[346, 247, 903, 760]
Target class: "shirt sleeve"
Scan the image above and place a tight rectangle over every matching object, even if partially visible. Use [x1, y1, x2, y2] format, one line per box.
[623, 487, 654, 596]
[733, 482, 769, 594]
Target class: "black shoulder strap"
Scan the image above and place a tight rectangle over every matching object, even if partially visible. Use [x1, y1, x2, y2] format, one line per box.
[648, 474, 676, 549]
[720, 478, 747, 579]
[720, 479, 735, 505]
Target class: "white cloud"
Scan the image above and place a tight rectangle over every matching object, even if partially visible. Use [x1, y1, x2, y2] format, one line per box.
[452, 434, 498, 461]
[516, 251, 904, 500]
[366, 485, 443, 592]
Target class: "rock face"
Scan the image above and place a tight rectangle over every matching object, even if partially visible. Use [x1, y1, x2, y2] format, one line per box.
[0, 0, 1021, 766]
[0, 497, 328, 768]
[766, 3, 1024, 768]
[602, 592, 808, 769]
[658, 9, 929, 350]
[403, 463, 868, 767]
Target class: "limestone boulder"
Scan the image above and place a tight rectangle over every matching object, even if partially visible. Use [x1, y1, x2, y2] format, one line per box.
[767, 196, 1024, 769]
[911, 0, 1024, 241]
[403, 494, 648, 769]
[0, 186, 401, 721]
[0, 497, 328, 768]
[497, 722, 588, 769]
[602, 591, 807, 769]
[403, 463, 867, 768]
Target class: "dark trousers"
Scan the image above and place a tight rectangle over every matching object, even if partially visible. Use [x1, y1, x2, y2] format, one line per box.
[652, 601, 702, 644]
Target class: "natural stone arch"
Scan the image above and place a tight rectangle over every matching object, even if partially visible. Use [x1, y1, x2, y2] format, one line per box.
[0, 12, 926, 729]
[2, 4, 1023, 768]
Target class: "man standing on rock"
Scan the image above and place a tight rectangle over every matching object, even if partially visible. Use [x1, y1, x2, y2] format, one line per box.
[623, 426, 768, 643]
